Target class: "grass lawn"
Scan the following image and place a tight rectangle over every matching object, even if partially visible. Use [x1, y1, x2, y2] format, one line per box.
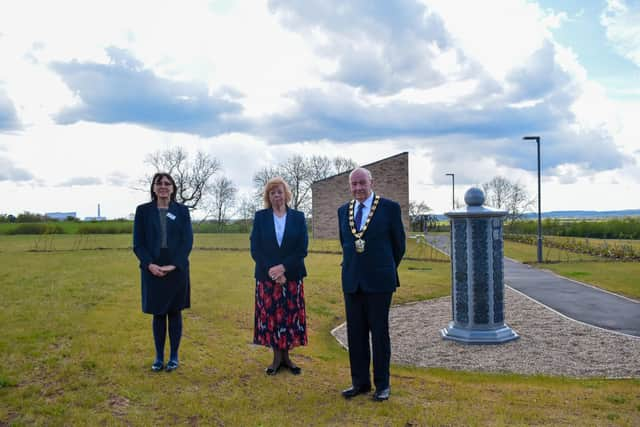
[0, 235, 639, 425]
[504, 241, 640, 300]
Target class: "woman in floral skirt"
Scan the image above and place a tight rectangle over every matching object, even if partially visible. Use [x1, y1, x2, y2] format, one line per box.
[250, 177, 308, 375]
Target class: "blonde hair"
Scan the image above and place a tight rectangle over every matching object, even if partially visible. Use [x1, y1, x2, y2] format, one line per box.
[263, 176, 293, 208]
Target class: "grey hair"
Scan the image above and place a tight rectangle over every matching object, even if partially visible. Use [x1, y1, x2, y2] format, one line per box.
[349, 167, 373, 181]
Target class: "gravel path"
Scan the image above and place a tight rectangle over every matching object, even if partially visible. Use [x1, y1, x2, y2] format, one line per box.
[331, 287, 640, 378]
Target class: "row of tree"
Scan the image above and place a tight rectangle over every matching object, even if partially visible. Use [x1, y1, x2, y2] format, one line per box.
[0, 148, 533, 228]
[143, 147, 357, 229]
[144, 147, 534, 229]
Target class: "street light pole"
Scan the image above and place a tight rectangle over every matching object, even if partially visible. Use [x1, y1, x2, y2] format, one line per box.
[445, 173, 455, 210]
[523, 136, 542, 263]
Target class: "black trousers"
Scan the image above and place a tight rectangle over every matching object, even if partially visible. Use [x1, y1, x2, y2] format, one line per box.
[343, 291, 393, 390]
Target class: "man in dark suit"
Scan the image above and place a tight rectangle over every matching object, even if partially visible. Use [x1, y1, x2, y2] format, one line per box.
[338, 167, 406, 401]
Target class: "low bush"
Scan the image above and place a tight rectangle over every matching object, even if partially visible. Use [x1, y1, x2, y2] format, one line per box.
[505, 217, 640, 239]
[505, 234, 640, 261]
[6, 223, 65, 235]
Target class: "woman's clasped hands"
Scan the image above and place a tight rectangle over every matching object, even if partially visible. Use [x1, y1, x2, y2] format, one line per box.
[148, 263, 177, 277]
[268, 264, 286, 284]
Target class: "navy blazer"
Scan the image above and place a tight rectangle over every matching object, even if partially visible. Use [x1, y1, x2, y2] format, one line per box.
[250, 207, 308, 282]
[133, 200, 193, 272]
[338, 196, 406, 294]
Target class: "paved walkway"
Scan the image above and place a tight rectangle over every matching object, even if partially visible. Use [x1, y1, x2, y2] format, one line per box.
[422, 234, 640, 337]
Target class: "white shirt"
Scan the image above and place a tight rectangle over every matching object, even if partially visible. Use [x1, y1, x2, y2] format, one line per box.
[273, 212, 287, 247]
[355, 192, 374, 231]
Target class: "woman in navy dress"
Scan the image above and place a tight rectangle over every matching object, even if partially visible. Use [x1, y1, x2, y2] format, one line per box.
[133, 172, 193, 372]
[250, 177, 308, 375]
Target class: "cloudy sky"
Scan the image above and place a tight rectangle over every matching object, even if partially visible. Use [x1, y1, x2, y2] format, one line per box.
[1, 0, 639, 218]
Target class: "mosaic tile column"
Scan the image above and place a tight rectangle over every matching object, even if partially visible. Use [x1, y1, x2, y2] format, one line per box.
[440, 187, 519, 344]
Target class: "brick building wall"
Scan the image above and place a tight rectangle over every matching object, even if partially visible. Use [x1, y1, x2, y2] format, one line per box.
[311, 152, 409, 239]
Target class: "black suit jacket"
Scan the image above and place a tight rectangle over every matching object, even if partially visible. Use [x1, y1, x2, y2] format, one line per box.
[133, 200, 193, 272]
[338, 196, 406, 293]
[250, 207, 308, 282]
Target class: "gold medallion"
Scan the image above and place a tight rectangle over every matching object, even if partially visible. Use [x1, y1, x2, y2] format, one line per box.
[348, 195, 380, 254]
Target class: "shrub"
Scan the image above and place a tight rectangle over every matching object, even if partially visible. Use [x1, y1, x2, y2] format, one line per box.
[6, 223, 65, 235]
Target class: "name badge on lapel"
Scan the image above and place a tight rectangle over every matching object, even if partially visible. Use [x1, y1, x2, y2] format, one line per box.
[166, 212, 176, 220]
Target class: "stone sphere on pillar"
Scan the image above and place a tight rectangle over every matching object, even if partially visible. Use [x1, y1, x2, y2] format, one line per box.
[464, 187, 485, 207]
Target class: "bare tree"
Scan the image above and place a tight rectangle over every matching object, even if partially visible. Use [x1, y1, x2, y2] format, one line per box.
[409, 200, 435, 232]
[252, 154, 356, 215]
[145, 147, 220, 210]
[252, 166, 280, 203]
[409, 200, 432, 219]
[307, 155, 334, 183]
[235, 195, 259, 232]
[482, 177, 510, 210]
[505, 181, 535, 222]
[206, 176, 237, 230]
[482, 176, 535, 222]
[279, 154, 313, 211]
[333, 156, 357, 174]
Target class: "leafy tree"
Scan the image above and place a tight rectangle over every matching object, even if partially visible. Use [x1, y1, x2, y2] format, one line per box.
[16, 211, 47, 223]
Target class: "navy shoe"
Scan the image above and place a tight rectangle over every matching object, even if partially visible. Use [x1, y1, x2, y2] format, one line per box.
[165, 360, 179, 372]
[151, 361, 164, 372]
[372, 387, 390, 401]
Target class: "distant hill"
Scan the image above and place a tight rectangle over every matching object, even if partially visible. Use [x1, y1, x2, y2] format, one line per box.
[522, 209, 640, 219]
[432, 209, 640, 221]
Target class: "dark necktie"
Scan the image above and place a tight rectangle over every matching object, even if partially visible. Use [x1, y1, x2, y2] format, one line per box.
[355, 203, 364, 232]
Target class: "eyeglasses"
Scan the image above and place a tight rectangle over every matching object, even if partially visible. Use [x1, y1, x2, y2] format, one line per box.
[155, 181, 173, 187]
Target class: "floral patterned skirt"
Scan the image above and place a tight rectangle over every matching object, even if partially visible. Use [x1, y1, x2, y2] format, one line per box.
[254, 279, 307, 350]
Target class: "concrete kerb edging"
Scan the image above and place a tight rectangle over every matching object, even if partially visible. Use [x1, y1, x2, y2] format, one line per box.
[330, 323, 349, 350]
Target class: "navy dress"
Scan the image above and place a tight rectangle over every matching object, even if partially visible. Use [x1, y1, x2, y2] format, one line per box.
[250, 208, 308, 350]
[133, 201, 193, 315]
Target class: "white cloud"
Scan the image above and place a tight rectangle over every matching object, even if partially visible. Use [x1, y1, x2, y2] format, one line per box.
[0, 88, 21, 131]
[0, 155, 33, 181]
[601, 0, 640, 67]
[56, 176, 103, 187]
[0, 0, 638, 216]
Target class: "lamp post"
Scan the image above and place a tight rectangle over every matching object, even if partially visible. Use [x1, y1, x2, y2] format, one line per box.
[445, 173, 455, 210]
[523, 136, 542, 263]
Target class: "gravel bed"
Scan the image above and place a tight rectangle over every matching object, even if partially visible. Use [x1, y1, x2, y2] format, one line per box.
[331, 287, 640, 378]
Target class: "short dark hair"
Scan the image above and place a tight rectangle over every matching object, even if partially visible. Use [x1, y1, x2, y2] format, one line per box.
[150, 172, 177, 202]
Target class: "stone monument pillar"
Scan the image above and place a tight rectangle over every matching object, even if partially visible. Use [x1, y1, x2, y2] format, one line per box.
[440, 187, 519, 344]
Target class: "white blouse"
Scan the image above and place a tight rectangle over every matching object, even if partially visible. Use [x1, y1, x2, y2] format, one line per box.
[273, 212, 287, 247]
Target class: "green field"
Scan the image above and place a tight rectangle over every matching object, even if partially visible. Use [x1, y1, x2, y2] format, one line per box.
[504, 240, 640, 299]
[1, 234, 639, 425]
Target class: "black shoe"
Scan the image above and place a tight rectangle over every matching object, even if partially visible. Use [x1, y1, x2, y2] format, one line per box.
[341, 384, 372, 398]
[165, 360, 179, 372]
[151, 361, 164, 372]
[283, 362, 302, 375]
[372, 387, 390, 401]
[265, 363, 281, 376]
